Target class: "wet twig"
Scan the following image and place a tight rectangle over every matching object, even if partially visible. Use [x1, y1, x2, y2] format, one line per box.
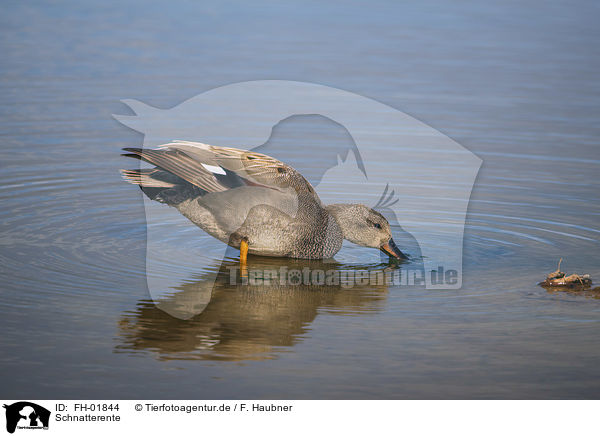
[539, 258, 592, 290]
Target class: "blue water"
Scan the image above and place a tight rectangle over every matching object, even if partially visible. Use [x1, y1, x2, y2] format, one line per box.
[1, 0, 599, 398]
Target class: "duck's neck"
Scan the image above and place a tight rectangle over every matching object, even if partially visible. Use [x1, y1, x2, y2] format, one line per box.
[325, 203, 361, 244]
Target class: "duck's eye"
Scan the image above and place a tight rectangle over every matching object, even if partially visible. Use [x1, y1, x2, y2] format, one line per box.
[374, 223, 382, 229]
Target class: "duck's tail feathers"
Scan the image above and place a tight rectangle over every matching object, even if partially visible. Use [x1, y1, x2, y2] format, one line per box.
[120, 168, 177, 188]
[120, 165, 204, 205]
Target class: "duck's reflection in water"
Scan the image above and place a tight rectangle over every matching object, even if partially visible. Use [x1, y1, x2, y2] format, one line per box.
[116, 257, 400, 361]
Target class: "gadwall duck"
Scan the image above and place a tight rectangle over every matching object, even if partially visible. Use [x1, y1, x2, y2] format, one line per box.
[121, 141, 407, 262]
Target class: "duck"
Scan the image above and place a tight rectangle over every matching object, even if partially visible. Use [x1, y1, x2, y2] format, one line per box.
[121, 141, 407, 265]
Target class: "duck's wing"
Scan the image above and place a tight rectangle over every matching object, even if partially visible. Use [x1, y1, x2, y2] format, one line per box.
[121, 140, 320, 200]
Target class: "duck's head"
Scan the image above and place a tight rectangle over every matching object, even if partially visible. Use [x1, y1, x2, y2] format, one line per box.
[326, 204, 408, 260]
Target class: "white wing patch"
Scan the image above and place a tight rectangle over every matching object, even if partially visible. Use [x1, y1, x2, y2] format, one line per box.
[201, 163, 226, 175]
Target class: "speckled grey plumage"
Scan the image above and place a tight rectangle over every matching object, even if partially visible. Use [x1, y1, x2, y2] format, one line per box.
[121, 141, 399, 259]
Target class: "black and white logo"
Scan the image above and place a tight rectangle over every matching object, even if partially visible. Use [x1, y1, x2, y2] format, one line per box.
[3, 402, 50, 434]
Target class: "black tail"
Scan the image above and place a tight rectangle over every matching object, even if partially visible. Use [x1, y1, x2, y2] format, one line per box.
[121, 150, 205, 205]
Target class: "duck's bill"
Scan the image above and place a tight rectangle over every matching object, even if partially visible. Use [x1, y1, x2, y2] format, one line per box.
[380, 238, 408, 260]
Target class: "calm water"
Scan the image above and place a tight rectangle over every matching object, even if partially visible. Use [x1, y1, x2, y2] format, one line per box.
[1, 0, 600, 399]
